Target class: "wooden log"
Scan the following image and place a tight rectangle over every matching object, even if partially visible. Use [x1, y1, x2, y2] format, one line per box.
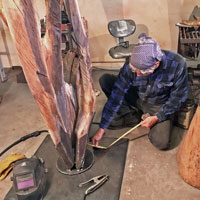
[177, 106, 200, 188]
[66, 0, 96, 169]
[2, 0, 75, 169]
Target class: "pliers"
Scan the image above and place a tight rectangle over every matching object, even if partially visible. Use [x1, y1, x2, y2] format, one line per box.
[79, 174, 109, 197]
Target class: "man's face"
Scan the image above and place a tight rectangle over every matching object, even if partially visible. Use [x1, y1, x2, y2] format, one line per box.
[129, 62, 160, 76]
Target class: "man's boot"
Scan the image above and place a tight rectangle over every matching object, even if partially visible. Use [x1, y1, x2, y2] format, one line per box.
[108, 103, 142, 130]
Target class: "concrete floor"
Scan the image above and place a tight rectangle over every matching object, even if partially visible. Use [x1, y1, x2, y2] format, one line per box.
[0, 68, 200, 200]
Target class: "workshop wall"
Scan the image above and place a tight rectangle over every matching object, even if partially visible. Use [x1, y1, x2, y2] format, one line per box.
[0, 0, 199, 68]
[78, 0, 200, 67]
[0, 0, 46, 68]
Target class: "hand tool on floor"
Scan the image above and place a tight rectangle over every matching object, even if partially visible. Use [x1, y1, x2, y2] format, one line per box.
[79, 174, 109, 198]
[89, 113, 150, 149]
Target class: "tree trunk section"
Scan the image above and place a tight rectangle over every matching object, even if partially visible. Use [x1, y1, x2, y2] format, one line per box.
[177, 106, 200, 188]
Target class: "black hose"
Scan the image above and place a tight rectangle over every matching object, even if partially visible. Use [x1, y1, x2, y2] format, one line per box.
[0, 130, 48, 157]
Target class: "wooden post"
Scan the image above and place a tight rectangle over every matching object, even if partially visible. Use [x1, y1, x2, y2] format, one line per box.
[177, 106, 200, 188]
[65, 0, 96, 169]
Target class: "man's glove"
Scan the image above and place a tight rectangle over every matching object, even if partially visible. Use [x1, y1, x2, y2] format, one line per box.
[0, 154, 26, 181]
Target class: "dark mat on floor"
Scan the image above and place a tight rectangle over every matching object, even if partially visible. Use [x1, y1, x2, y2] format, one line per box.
[5, 135, 128, 200]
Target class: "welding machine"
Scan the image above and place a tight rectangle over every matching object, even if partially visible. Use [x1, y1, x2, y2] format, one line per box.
[10, 156, 48, 200]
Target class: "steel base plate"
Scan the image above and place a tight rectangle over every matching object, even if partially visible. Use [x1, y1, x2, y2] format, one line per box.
[56, 149, 94, 175]
[5, 135, 128, 200]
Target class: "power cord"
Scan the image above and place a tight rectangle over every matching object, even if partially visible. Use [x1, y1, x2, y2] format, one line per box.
[0, 130, 48, 157]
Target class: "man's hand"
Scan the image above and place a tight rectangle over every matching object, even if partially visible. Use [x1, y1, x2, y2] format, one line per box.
[141, 115, 158, 128]
[92, 128, 105, 146]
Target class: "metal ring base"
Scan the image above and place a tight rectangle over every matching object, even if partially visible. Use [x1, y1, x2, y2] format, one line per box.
[56, 148, 94, 176]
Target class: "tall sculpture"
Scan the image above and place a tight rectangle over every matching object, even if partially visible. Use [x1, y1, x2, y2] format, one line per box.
[2, 0, 96, 171]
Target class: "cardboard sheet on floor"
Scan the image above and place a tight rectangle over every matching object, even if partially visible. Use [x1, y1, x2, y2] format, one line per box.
[5, 135, 128, 200]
